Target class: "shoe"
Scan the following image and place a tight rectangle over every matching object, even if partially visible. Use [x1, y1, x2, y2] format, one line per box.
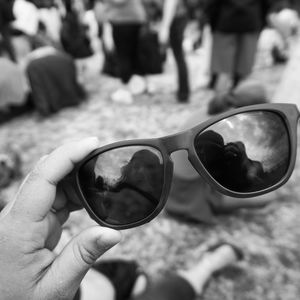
[110, 89, 133, 104]
[146, 81, 157, 95]
[128, 75, 147, 96]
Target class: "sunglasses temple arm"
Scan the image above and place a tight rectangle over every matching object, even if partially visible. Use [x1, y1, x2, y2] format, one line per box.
[59, 172, 83, 211]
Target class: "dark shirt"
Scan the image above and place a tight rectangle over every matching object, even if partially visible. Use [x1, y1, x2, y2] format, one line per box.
[204, 0, 290, 33]
[60, 12, 93, 59]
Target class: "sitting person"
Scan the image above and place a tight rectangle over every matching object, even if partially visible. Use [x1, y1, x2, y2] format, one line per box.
[165, 83, 273, 224]
[26, 47, 86, 115]
[9, 28, 86, 116]
[0, 43, 31, 123]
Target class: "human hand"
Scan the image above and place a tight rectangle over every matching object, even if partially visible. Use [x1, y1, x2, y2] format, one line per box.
[0, 138, 122, 300]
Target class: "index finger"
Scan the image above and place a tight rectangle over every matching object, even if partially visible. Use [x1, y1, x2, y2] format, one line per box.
[13, 137, 100, 221]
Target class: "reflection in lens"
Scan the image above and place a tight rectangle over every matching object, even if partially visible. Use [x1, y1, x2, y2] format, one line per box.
[79, 146, 164, 225]
[195, 111, 290, 193]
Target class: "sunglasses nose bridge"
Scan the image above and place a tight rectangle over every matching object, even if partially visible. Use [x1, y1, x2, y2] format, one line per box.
[161, 131, 192, 154]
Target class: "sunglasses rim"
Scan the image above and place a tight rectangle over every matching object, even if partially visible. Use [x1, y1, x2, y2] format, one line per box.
[73, 143, 174, 229]
[186, 103, 299, 198]
[65, 103, 299, 229]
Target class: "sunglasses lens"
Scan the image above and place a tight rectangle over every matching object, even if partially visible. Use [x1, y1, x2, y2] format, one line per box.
[195, 111, 291, 193]
[78, 146, 164, 226]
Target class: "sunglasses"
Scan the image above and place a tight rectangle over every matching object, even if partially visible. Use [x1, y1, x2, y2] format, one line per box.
[62, 103, 299, 229]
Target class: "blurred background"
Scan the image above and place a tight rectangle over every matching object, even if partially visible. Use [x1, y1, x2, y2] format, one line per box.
[1, 0, 300, 299]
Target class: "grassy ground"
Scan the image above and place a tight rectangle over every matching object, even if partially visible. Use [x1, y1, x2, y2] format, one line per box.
[1, 32, 300, 299]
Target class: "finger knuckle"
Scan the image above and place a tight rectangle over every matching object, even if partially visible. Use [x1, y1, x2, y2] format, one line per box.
[28, 160, 56, 186]
[72, 241, 97, 267]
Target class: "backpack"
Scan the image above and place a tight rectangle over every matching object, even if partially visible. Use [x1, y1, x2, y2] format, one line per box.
[60, 12, 93, 59]
[136, 25, 166, 75]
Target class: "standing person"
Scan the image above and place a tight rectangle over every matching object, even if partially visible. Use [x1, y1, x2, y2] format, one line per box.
[205, 0, 290, 91]
[35, 0, 64, 45]
[60, 0, 96, 81]
[0, 0, 16, 61]
[102, 0, 147, 103]
[159, 0, 190, 103]
[60, 0, 93, 59]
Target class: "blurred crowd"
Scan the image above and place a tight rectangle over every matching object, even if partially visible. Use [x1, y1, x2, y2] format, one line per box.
[0, 0, 299, 121]
[1, 3, 300, 299]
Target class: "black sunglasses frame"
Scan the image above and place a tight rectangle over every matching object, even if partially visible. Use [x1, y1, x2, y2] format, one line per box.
[62, 103, 300, 229]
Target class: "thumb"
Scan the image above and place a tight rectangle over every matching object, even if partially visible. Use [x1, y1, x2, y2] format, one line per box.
[42, 226, 121, 299]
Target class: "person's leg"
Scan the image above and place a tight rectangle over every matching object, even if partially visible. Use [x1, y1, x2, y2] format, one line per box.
[210, 32, 236, 92]
[1, 27, 16, 62]
[177, 244, 240, 295]
[233, 33, 259, 88]
[132, 244, 241, 300]
[169, 16, 190, 102]
[112, 23, 141, 84]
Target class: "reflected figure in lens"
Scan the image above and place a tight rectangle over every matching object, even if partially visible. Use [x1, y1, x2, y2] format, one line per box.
[222, 141, 265, 192]
[79, 149, 164, 225]
[114, 149, 164, 201]
[195, 130, 266, 193]
[106, 149, 163, 224]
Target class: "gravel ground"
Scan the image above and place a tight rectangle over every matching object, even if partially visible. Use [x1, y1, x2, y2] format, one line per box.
[1, 32, 300, 299]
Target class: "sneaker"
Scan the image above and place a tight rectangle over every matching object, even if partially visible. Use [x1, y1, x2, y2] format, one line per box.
[128, 75, 147, 96]
[110, 88, 133, 104]
[146, 81, 157, 95]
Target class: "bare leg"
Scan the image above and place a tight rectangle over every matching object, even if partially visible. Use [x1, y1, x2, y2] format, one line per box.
[178, 244, 239, 295]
